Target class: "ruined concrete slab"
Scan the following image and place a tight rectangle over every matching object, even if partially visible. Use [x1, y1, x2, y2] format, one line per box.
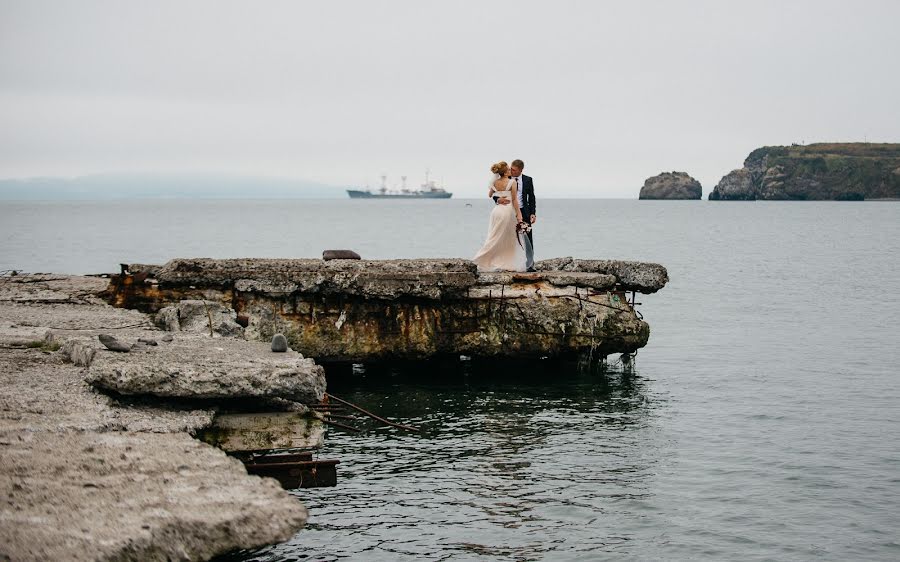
[104, 257, 667, 362]
[476, 270, 618, 290]
[152, 257, 479, 299]
[0, 275, 311, 559]
[155, 299, 245, 337]
[0, 340, 214, 435]
[0, 300, 150, 333]
[0, 429, 307, 562]
[0, 274, 109, 305]
[86, 336, 326, 403]
[535, 257, 669, 294]
[0, 323, 49, 347]
[198, 412, 326, 452]
[234, 282, 647, 362]
[136, 257, 665, 298]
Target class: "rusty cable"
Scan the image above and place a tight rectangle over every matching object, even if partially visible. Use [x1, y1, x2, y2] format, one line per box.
[564, 294, 629, 313]
[325, 393, 421, 433]
[320, 413, 356, 421]
[321, 418, 362, 432]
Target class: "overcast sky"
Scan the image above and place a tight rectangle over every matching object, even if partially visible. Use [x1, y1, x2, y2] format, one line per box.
[1, 0, 899, 198]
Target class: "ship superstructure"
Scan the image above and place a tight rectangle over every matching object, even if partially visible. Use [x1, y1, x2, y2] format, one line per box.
[347, 170, 452, 199]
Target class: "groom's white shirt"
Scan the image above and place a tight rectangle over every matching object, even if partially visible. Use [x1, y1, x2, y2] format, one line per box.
[515, 176, 524, 210]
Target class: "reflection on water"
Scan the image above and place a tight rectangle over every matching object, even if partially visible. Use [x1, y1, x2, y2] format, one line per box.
[224, 360, 666, 561]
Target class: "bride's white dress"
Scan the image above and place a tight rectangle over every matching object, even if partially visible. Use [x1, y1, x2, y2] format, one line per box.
[472, 179, 527, 272]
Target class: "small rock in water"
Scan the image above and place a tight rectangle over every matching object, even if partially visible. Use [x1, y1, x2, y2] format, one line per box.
[271, 333, 288, 352]
[161, 334, 174, 343]
[137, 337, 158, 346]
[322, 249, 361, 260]
[98, 334, 131, 352]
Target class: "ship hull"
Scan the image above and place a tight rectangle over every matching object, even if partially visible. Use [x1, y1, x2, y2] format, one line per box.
[347, 190, 452, 199]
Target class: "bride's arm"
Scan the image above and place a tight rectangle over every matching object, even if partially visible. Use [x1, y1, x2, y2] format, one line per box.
[489, 178, 502, 198]
[490, 180, 509, 204]
[512, 184, 523, 222]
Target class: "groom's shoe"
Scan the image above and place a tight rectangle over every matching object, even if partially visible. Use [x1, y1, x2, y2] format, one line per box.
[526, 267, 536, 272]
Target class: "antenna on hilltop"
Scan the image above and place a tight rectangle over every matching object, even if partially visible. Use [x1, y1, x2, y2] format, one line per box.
[380, 175, 387, 189]
[401, 175, 407, 189]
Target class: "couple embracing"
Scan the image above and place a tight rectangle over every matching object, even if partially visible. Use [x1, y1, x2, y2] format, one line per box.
[472, 159, 537, 272]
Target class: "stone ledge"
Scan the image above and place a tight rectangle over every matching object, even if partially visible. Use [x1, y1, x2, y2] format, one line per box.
[86, 335, 326, 403]
[153, 258, 478, 299]
[131, 257, 667, 299]
[0, 276, 312, 560]
[0, 430, 307, 561]
[475, 270, 617, 291]
[535, 257, 669, 294]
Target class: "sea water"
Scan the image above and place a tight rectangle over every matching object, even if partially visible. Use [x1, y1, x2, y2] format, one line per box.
[2, 199, 898, 560]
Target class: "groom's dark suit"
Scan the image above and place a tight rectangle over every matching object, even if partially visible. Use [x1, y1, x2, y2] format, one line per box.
[494, 174, 536, 269]
[519, 174, 536, 225]
[518, 175, 536, 269]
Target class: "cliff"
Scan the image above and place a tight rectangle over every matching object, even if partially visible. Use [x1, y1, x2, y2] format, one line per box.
[639, 171, 702, 200]
[709, 143, 900, 201]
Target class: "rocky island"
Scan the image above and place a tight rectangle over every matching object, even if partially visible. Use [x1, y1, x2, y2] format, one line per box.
[639, 171, 702, 200]
[709, 143, 900, 200]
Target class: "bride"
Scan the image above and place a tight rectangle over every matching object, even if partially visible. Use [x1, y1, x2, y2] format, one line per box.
[472, 161, 527, 272]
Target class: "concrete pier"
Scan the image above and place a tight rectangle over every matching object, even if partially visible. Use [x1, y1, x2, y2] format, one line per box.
[106, 257, 669, 364]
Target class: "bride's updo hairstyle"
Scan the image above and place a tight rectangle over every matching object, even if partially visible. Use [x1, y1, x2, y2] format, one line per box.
[491, 161, 509, 176]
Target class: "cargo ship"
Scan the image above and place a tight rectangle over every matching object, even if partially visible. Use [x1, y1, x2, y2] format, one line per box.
[347, 171, 452, 199]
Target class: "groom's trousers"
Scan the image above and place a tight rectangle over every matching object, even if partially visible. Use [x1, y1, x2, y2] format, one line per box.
[524, 218, 534, 270]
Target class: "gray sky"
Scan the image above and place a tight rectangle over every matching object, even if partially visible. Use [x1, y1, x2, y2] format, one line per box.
[1, 0, 899, 198]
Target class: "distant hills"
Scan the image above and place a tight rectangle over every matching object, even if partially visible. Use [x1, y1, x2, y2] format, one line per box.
[0, 173, 345, 200]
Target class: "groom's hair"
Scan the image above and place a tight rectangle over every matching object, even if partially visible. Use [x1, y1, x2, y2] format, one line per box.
[512, 159, 525, 169]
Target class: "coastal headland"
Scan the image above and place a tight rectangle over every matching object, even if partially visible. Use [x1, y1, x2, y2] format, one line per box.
[709, 143, 900, 201]
[1, 256, 667, 560]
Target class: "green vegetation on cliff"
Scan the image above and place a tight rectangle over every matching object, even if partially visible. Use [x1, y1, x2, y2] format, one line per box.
[710, 143, 900, 200]
[747, 143, 900, 161]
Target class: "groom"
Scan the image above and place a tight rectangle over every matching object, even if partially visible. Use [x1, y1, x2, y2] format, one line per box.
[496, 159, 536, 271]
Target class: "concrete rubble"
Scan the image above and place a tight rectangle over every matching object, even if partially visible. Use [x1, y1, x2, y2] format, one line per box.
[0, 274, 312, 561]
[155, 299, 245, 337]
[534, 257, 669, 294]
[151, 257, 477, 299]
[107, 257, 669, 363]
[87, 336, 326, 402]
[1, 430, 307, 561]
[1, 256, 669, 560]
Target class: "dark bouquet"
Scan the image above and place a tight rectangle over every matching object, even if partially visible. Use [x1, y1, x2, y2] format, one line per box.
[516, 220, 532, 249]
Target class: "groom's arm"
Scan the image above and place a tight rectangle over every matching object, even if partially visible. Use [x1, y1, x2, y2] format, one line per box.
[489, 184, 509, 205]
[529, 178, 537, 222]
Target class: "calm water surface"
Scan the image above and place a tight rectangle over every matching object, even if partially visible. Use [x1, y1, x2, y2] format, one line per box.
[2, 199, 899, 560]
